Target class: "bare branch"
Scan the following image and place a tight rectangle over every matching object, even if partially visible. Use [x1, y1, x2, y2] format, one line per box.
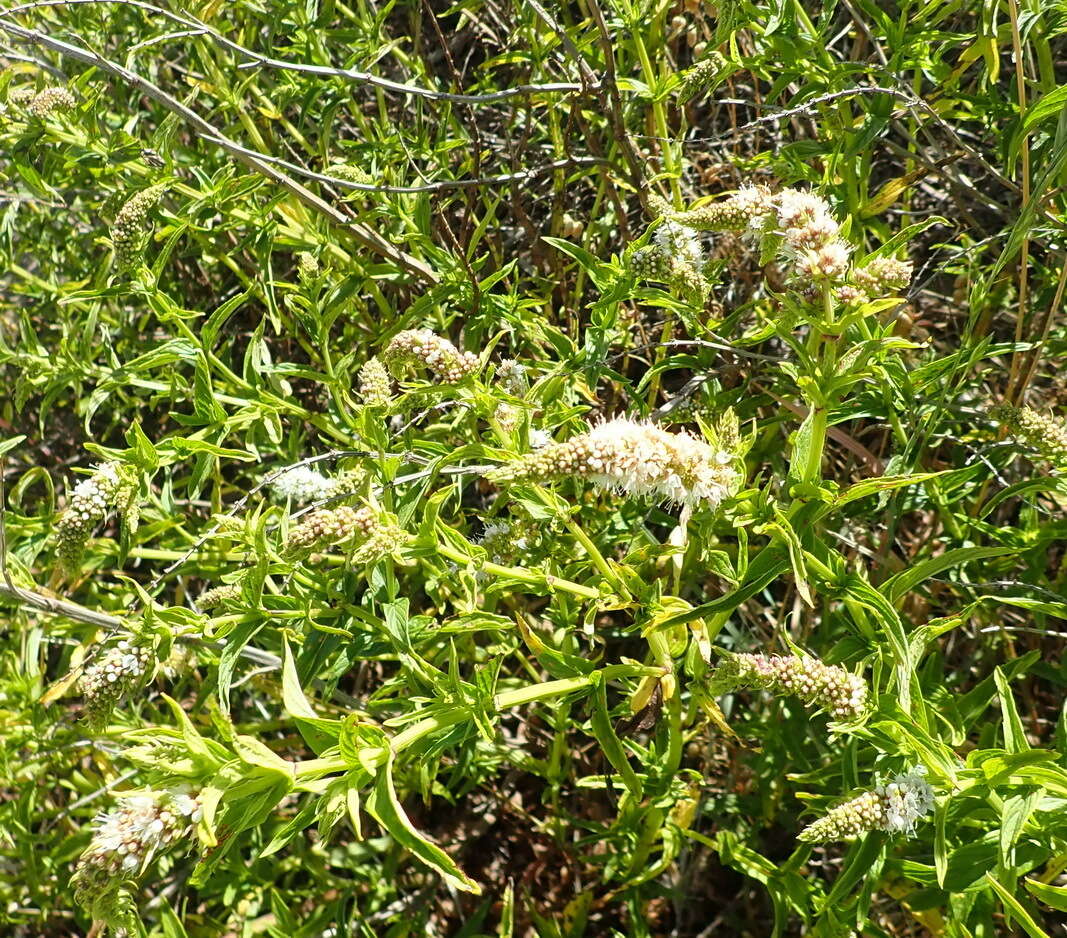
[0, 12, 440, 282]
[0, 0, 586, 103]
[203, 135, 607, 194]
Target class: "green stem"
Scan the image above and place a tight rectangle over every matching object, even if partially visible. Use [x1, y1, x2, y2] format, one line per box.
[631, 28, 682, 208]
[799, 283, 839, 486]
[562, 516, 629, 596]
[294, 667, 649, 779]
[434, 540, 601, 601]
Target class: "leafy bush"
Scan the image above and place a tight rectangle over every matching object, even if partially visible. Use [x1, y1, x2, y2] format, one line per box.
[2, 1, 1067, 937]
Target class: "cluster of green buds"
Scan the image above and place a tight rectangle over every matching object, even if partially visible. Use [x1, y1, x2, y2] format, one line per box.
[26, 86, 76, 118]
[851, 256, 913, 295]
[54, 463, 136, 573]
[382, 329, 478, 383]
[197, 582, 243, 611]
[711, 651, 868, 721]
[326, 163, 375, 187]
[111, 184, 166, 268]
[676, 51, 728, 102]
[993, 404, 1067, 468]
[72, 788, 202, 931]
[284, 504, 411, 563]
[487, 416, 738, 509]
[80, 636, 154, 727]
[668, 184, 775, 235]
[296, 252, 320, 285]
[358, 356, 394, 406]
[798, 767, 934, 841]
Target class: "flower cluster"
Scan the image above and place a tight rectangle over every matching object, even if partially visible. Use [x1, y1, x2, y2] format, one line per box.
[271, 465, 361, 504]
[773, 189, 852, 282]
[327, 163, 374, 186]
[80, 637, 153, 727]
[54, 463, 132, 572]
[994, 404, 1067, 467]
[629, 219, 711, 304]
[197, 582, 242, 610]
[476, 518, 534, 566]
[112, 184, 166, 268]
[714, 652, 868, 721]
[358, 356, 394, 406]
[798, 767, 934, 842]
[487, 416, 738, 508]
[382, 329, 478, 383]
[285, 504, 410, 562]
[27, 86, 76, 118]
[495, 359, 528, 395]
[73, 788, 202, 930]
[660, 185, 887, 288]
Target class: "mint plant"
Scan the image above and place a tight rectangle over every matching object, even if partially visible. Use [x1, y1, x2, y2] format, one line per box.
[2, 1, 1066, 936]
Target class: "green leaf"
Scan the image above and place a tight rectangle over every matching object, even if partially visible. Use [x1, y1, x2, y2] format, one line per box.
[831, 472, 948, 510]
[0, 435, 27, 457]
[1024, 877, 1067, 913]
[589, 678, 643, 800]
[542, 237, 612, 289]
[882, 546, 1016, 606]
[281, 640, 316, 720]
[984, 873, 1051, 938]
[998, 789, 1042, 869]
[365, 749, 481, 894]
[281, 640, 340, 754]
[994, 666, 1031, 754]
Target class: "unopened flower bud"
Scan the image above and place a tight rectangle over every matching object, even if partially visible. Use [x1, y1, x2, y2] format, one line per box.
[714, 652, 868, 721]
[358, 356, 393, 406]
[676, 52, 727, 102]
[54, 463, 132, 572]
[112, 184, 166, 268]
[670, 262, 712, 305]
[27, 86, 76, 118]
[994, 404, 1067, 467]
[835, 284, 869, 306]
[327, 164, 374, 186]
[671, 185, 775, 232]
[853, 256, 913, 293]
[197, 583, 242, 610]
[629, 246, 672, 281]
[297, 252, 319, 285]
[285, 504, 410, 562]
